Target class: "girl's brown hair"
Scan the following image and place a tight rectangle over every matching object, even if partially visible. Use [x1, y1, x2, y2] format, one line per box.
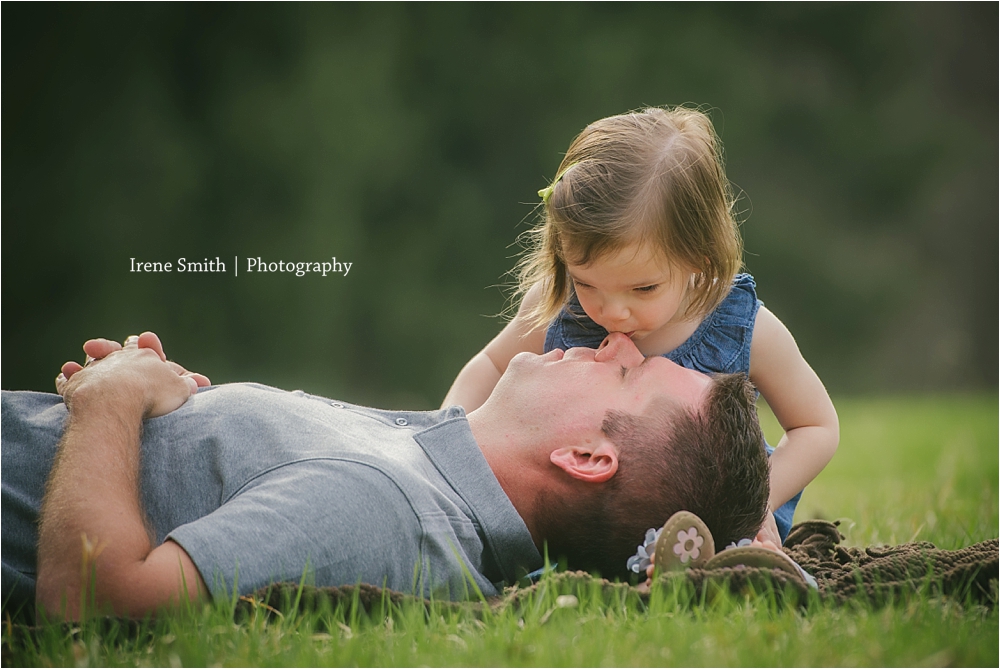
[516, 107, 743, 328]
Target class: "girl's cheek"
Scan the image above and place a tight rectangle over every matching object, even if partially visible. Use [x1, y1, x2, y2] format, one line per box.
[577, 295, 599, 320]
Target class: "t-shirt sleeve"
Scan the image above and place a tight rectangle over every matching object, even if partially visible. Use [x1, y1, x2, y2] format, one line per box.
[167, 460, 427, 599]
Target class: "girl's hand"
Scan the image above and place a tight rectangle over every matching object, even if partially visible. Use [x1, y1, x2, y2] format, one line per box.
[750, 537, 782, 552]
[638, 553, 656, 592]
[755, 510, 781, 546]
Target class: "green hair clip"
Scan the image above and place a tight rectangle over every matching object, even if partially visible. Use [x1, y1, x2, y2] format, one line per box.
[538, 163, 578, 204]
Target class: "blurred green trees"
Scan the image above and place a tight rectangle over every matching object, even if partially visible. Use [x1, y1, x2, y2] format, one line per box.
[3, 3, 996, 407]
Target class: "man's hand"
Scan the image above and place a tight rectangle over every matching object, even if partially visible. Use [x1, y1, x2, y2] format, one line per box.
[55, 332, 209, 418]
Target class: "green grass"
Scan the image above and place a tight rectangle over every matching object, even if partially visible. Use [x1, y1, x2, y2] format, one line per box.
[758, 394, 998, 549]
[5, 394, 997, 666]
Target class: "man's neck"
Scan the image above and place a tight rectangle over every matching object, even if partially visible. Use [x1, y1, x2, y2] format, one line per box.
[466, 406, 545, 549]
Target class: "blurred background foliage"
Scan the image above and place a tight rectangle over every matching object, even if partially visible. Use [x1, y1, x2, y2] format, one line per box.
[3, 3, 996, 408]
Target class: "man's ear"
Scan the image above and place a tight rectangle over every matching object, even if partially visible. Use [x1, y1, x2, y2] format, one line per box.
[549, 440, 619, 483]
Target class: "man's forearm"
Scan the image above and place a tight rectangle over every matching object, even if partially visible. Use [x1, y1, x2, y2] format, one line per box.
[36, 390, 153, 618]
[36, 380, 207, 620]
[37, 338, 208, 619]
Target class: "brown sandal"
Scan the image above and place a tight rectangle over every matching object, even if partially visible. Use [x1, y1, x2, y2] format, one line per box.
[653, 510, 716, 572]
[648, 510, 817, 589]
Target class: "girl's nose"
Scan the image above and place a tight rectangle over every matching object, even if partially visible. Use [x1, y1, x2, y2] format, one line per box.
[601, 298, 629, 323]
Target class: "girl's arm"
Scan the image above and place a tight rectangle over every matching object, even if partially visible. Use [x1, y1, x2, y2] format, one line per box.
[750, 306, 840, 518]
[441, 284, 547, 411]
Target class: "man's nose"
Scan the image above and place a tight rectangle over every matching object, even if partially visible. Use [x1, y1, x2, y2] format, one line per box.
[595, 332, 644, 366]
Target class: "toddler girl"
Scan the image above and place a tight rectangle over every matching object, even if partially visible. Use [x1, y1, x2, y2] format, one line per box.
[442, 107, 839, 544]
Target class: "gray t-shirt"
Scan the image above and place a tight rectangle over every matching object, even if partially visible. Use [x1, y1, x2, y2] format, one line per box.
[1, 384, 542, 610]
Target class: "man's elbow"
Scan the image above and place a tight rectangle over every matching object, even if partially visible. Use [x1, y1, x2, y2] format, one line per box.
[35, 566, 122, 621]
[35, 570, 82, 621]
[34, 559, 162, 621]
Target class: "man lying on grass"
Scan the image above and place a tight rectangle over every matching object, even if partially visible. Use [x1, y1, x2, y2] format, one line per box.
[2, 331, 769, 621]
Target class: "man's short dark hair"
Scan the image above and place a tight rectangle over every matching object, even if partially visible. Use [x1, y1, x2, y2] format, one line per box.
[534, 372, 770, 580]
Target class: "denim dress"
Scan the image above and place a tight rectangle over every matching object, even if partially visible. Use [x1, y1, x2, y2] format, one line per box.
[544, 273, 801, 543]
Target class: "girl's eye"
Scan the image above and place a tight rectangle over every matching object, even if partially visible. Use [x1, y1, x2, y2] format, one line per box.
[574, 281, 593, 290]
[635, 285, 659, 293]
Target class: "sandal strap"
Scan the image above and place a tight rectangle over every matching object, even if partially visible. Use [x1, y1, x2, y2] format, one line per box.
[704, 546, 816, 588]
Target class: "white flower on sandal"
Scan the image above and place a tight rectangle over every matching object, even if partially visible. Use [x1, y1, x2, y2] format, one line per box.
[724, 538, 754, 551]
[673, 526, 705, 564]
[626, 527, 662, 573]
